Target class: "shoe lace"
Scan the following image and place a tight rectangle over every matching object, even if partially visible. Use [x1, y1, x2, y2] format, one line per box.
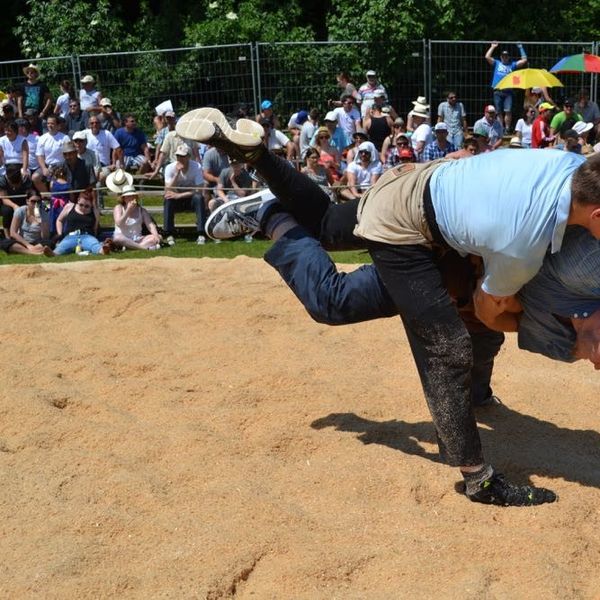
[473, 472, 556, 506]
[225, 209, 259, 236]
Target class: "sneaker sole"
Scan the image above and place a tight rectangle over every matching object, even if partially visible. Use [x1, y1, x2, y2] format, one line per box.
[204, 188, 275, 240]
[176, 108, 263, 146]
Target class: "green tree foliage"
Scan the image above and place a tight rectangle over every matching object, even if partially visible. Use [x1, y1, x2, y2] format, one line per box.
[183, 0, 314, 46]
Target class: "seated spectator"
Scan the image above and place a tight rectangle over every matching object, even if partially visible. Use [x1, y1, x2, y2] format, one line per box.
[260, 119, 294, 159]
[33, 115, 68, 193]
[421, 122, 457, 161]
[72, 131, 99, 173]
[471, 124, 493, 153]
[345, 129, 369, 163]
[1, 102, 16, 122]
[64, 99, 89, 137]
[24, 108, 43, 136]
[255, 99, 280, 129]
[299, 108, 319, 159]
[523, 86, 554, 111]
[202, 144, 229, 198]
[380, 117, 406, 163]
[312, 126, 342, 179]
[472, 105, 503, 149]
[53, 80, 76, 119]
[302, 147, 333, 194]
[54, 190, 113, 255]
[332, 94, 362, 147]
[96, 97, 121, 133]
[79, 75, 102, 113]
[114, 114, 151, 173]
[531, 102, 556, 148]
[84, 115, 121, 174]
[339, 142, 382, 201]
[363, 98, 393, 152]
[48, 164, 71, 234]
[410, 100, 433, 160]
[562, 129, 581, 154]
[550, 98, 582, 141]
[384, 132, 415, 169]
[0, 121, 28, 178]
[8, 189, 53, 255]
[16, 118, 39, 175]
[18, 63, 52, 120]
[1, 164, 32, 237]
[112, 185, 161, 250]
[214, 157, 254, 210]
[406, 96, 430, 132]
[569, 121, 594, 154]
[446, 137, 480, 159]
[515, 105, 536, 148]
[287, 109, 308, 158]
[61, 140, 96, 203]
[508, 136, 523, 148]
[163, 144, 207, 245]
[147, 111, 200, 179]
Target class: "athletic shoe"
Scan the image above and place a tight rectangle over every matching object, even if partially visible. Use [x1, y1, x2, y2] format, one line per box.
[166, 235, 176, 246]
[473, 394, 502, 408]
[196, 234, 206, 245]
[175, 108, 265, 163]
[466, 472, 557, 506]
[205, 189, 276, 240]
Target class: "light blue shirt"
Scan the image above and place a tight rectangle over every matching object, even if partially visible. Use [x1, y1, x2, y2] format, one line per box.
[518, 226, 600, 362]
[429, 149, 585, 296]
[491, 58, 518, 88]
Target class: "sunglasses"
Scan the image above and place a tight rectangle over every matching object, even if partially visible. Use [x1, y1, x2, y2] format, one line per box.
[77, 202, 92, 209]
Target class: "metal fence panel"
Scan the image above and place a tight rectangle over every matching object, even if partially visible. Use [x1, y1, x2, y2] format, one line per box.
[78, 44, 255, 124]
[256, 40, 426, 121]
[429, 40, 595, 127]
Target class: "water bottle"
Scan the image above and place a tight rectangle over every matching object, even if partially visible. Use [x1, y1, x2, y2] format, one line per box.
[244, 234, 253, 243]
[33, 203, 40, 218]
[75, 236, 82, 255]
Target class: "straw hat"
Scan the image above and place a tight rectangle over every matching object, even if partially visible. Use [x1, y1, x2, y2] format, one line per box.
[22, 63, 40, 76]
[412, 96, 429, 109]
[106, 168, 134, 193]
[120, 184, 138, 197]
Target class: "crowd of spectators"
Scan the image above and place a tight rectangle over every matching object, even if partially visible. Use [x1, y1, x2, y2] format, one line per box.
[2, 58, 600, 256]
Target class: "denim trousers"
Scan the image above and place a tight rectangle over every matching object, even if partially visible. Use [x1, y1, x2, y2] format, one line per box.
[163, 192, 207, 235]
[54, 233, 103, 255]
[257, 151, 504, 466]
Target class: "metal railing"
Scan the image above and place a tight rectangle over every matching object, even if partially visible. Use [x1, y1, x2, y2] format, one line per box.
[1, 40, 599, 129]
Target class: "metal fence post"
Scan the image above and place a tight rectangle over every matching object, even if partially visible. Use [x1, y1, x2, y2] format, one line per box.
[253, 42, 261, 115]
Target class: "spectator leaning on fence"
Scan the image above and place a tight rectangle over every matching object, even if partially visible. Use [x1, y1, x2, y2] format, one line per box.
[437, 91, 468, 148]
[163, 144, 207, 246]
[485, 42, 527, 133]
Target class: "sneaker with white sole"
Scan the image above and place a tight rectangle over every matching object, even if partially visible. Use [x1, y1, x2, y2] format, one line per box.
[176, 108, 265, 163]
[205, 189, 277, 240]
[166, 235, 176, 246]
[196, 234, 206, 245]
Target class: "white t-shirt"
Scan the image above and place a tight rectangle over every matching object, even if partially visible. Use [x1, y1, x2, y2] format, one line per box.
[333, 106, 361, 141]
[266, 129, 290, 153]
[0, 134, 26, 164]
[85, 129, 120, 166]
[26, 134, 39, 170]
[36, 131, 68, 166]
[164, 160, 205, 190]
[515, 118, 533, 146]
[411, 124, 433, 154]
[346, 161, 382, 190]
[55, 92, 71, 118]
[79, 89, 101, 111]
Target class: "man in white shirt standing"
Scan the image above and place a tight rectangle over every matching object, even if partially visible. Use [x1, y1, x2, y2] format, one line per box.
[33, 115, 67, 193]
[163, 144, 207, 245]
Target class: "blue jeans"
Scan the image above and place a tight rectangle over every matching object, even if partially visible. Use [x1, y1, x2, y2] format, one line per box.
[54, 233, 103, 255]
[448, 131, 464, 148]
[163, 192, 207, 236]
[493, 89, 513, 114]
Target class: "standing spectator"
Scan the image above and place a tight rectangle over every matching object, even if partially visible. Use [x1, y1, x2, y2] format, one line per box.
[421, 123, 457, 161]
[358, 70, 387, 119]
[410, 100, 433, 160]
[53, 80, 76, 119]
[332, 95, 362, 148]
[33, 115, 68, 193]
[473, 105, 504, 150]
[437, 91, 468, 148]
[112, 185, 161, 251]
[549, 98, 582, 140]
[299, 108, 319, 159]
[64, 99, 89, 137]
[79, 75, 102, 114]
[17, 63, 52, 120]
[0, 121, 29, 178]
[255, 100, 280, 130]
[97, 98, 121, 133]
[114, 114, 152, 173]
[363, 96, 393, 152]
[531, 102, 556, 148]
[515, 105, 536, 148]
[330, 71, 361, 107]
[163, 144, 207, 245]
[484, 42, 527, 132]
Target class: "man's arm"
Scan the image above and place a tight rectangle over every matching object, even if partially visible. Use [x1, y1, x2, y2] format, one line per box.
[515, 43, 528, 68]
[485, 42, 497, 66]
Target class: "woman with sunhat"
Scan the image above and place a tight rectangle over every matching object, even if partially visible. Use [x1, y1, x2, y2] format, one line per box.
[112, 184, 161, 250]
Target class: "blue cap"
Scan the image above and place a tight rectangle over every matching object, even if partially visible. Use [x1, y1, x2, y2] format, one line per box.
[261, 100, 273, 110]
[296, 110, 308, 124]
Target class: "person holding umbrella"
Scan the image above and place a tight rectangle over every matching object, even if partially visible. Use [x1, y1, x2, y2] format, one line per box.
[485, 42, 528, 133]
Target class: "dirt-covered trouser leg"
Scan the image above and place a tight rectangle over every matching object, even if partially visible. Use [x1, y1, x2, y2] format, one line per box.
[368, 241, 483, 467]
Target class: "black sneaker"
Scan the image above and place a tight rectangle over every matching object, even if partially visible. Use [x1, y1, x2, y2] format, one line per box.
[473, 394, 502, 408]
[467, 472, 557, 506]
[175, 108, 265, 163]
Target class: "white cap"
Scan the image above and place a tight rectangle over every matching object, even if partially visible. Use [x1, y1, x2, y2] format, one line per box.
[573, 121, 594, 135]
[72, 131, 87, 141]
[366, 70, 376, 77]
[100, 97, 112, 107]
[81, 75, 95, 83]
[175, 143, 190, 156]
[324, 111, 338, 122]
[434, 122, 448, 132]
